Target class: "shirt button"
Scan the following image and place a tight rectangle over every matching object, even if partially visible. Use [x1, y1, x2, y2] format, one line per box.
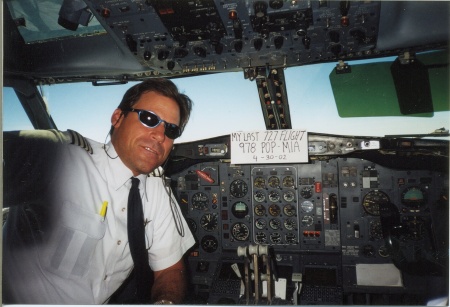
[104, 275, 108, 280]
[122, 208, 126, 212]
[117, 240, 121, 245]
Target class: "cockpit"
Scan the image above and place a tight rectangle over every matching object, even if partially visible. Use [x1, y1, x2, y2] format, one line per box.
[3, 0, 449, 305]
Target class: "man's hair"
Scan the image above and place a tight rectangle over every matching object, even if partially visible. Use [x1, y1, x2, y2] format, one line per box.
[110, 78, 193, 136]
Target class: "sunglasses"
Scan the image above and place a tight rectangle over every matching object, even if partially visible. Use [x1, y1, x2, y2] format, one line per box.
[127, 108, 181, 139]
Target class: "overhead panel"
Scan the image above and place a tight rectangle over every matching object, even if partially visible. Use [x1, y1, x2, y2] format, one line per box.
[4, 1, 449, 81]
[85, 0, 382, 76]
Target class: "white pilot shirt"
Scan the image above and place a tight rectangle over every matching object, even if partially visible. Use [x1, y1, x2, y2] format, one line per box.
[2, 130, 195, 304]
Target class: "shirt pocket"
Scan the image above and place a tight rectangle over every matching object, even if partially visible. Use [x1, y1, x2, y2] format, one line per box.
[38, 201, 106, 279]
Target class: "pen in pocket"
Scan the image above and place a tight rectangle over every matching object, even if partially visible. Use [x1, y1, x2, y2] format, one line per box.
[100, 201, 108, 221]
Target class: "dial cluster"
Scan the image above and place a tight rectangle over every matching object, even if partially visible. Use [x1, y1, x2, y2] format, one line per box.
[251, 167, 299, 246]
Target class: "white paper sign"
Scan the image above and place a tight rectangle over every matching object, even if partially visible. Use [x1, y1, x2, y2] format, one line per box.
[230, 129, 308, 164]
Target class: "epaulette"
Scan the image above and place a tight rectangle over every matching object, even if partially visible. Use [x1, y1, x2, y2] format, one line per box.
[149, 166, 164, 177]
[66, 129, 93, 154]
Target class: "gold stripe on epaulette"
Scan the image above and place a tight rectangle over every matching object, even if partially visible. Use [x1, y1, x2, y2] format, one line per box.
[149, 166, 164, 177]
[67, 129, 93, 154]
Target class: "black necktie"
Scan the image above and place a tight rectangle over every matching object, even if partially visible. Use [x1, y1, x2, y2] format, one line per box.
[127, 177, 152, 302]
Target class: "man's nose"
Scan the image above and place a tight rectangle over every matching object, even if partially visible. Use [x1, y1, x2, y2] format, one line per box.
[150, 123, 166, 142]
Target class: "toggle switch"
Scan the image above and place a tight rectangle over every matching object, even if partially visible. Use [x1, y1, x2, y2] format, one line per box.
[354, 224, 360, 238]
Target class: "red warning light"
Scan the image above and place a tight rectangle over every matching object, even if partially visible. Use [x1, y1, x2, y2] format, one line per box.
[341, 16, 350, 27]
[315, 182, 322, 193]
[228, 10, 238, 20]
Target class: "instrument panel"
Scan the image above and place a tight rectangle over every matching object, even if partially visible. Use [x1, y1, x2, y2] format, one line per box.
[170, 154, 448, 304]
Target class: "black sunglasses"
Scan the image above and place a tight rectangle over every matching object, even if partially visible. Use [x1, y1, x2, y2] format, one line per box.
[127, 108, 181, 139]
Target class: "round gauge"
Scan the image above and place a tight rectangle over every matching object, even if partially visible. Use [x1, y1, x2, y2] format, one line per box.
[254, 177, 266, 189]
[301, 215, 314, 227]
[270, 232, 282, 244]
[369, 219, 383, 240]
[186, 218, 197, 233]
[192, 192, 209, 210]
[283, 204, 296, 216]
[268, 176, 280, 188]
[269, 218, 281, 230]
[378, 246, 390, 258]
[285, 233, 297, 244]
[254, 204, 266, 216]
[401, 186, 426, 207]
[255, 232, 267, 244]
[231, 222, 250, 241]
[301, 200, 314, 213]
[300, 186, 313, 199]
[268, 204, 281, 216]
[284, 218, 297, 230]
[201, 235, 218, 253]
[362, 190, 389, 216]
[200, 213, 218, 231]
[255, 218, 267, 230]
[232, 201, 249, 218]
[253, 190, 266, 202]
[282, 175, 295, 188]
[268, 190, 280, 202]
[230, 179, 249, 198]
[283, 190, 295, 202]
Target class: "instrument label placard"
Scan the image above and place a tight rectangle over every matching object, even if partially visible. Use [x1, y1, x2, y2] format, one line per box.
[230, 129, 308, 164]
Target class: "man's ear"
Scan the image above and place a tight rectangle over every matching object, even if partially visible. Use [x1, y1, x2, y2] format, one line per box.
[111, 109, 124, 127]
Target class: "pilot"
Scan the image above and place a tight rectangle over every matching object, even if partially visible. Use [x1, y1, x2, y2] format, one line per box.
[2, 78, 195, 304]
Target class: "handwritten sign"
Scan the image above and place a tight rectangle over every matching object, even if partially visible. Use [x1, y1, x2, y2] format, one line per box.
[231, 129, 308, 164]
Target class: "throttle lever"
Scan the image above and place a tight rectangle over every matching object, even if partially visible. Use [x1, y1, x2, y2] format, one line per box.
[269, 246, 279, 281]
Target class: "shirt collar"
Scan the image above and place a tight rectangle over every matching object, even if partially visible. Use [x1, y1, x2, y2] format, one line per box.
[103, 141, 148, 191]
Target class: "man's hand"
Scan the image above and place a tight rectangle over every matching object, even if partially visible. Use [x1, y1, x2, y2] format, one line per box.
[151, 259, 187, 304]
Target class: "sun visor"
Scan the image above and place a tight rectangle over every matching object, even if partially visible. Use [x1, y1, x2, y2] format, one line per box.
[330, 50, 449, 118]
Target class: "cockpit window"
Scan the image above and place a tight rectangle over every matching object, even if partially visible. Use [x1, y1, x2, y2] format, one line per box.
[2, 87, 34, 131]
[14, 58, 447, 144]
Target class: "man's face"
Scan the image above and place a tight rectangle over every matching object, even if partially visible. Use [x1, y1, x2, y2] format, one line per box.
[111, 91, 180, 176]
